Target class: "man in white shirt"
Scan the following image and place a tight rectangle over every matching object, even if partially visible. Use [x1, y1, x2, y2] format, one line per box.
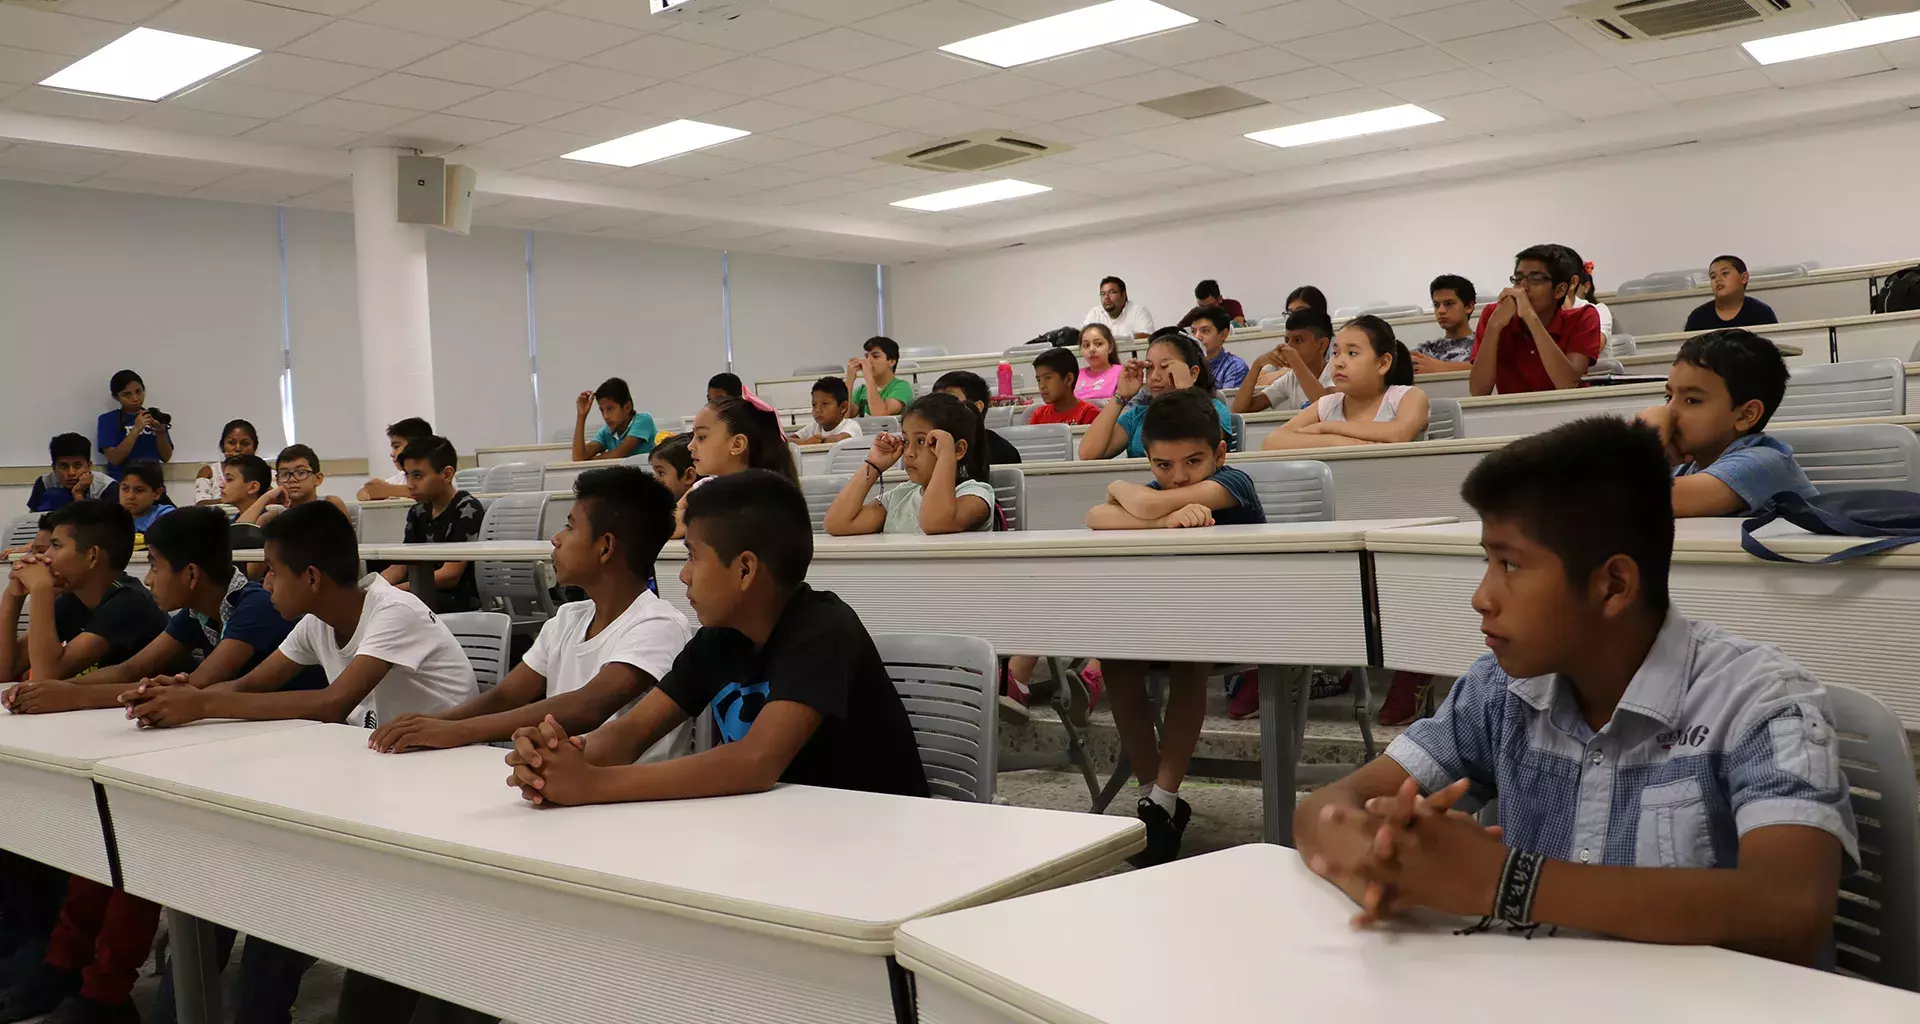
[119, 501, 477, 728]
[370, 467, 692, 754]
[1085, 275, 1156, 340]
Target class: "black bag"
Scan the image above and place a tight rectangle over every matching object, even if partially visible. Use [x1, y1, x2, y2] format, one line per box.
[1027, 326, 1079, 348]
[1740, 489, 1920, 563]
[1873, 265, 1920, 314]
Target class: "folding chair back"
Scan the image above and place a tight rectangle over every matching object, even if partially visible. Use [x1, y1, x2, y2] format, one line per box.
[2, 516, 39, 551]
[1775, 358, 1907, 422]
[1772, 424, 1920, 492]
[826, 436, 879, 475]
[989, 467, 1024, 532]
[875, 633, 998, 803]
[475, 493, 552, 624]
[1425, 398, 1463, 441]
[800, 475, 849, 534]
[1240, 460, 1335, 522]
[996, 423, 1072, 463]
[440, 611, 512, 691]
[453, 467, 486, 491]
[1826, 684, 1920, 991]
[480, 462, 545, 494]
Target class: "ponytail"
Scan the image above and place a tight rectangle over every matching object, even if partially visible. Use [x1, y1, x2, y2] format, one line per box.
[709, 398, 798, 483]
[1386, 341, 1414, 387]
[904, 393, 988, 483]
[1346, 314, 1412, 387]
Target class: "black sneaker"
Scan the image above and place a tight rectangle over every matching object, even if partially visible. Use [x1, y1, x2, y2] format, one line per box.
[46, 996, 140, 1024]
[0, 964, 79, 1023]
[1126, 796, 1193, 869]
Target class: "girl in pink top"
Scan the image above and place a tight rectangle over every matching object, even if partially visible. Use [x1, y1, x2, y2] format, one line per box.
[1076, 323, 1123, 401]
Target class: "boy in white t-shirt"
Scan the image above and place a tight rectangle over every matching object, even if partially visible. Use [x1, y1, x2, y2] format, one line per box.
[369, 467, 691, 753]
[119, 500, 477, 729]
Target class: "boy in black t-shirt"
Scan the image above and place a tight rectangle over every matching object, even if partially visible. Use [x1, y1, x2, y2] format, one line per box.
[379, 435, 484, 612]
[0, 500, 166, 685]
[509, 469, 928, 805]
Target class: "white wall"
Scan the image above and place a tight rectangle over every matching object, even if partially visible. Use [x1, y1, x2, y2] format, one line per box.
[728, 251, 880, 387]
[428, 227, 536, 451]
[887, 117, 1920, 354]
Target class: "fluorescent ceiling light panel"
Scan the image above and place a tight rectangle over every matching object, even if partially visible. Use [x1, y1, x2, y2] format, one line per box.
[1742, 11, 1920, 65]
[892, 179, 1051, 212]
[1245, 104, 1443, 148]
[39, 27, 259, 102]
[563, 119, 750, 167]
[940, 0, 1197, 68]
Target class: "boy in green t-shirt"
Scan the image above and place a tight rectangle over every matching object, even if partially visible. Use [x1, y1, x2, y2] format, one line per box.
[846, 336, 912, 417]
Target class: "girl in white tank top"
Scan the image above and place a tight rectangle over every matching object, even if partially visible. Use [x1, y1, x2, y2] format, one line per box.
[1261, 315, 1431, 451]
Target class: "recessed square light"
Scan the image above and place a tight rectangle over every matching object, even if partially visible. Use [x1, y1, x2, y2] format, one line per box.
[1244, 104, 1444, 148]
[562, 119, 751, 167]
[39, 27, 259, 102]
[892, 179, 1051, 212]
[1742, 11, 1920, 65]
[940, 0, 1197, 68]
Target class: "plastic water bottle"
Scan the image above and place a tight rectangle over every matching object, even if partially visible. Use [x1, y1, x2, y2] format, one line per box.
[996, 361, 1013, 399]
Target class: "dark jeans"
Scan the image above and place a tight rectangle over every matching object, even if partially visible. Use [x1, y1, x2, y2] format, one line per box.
[0, 853, 65, 955]
[336, 971, 497, 1024]
[152, 933, 315, 1024]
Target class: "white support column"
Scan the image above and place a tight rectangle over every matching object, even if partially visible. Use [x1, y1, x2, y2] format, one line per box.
[349, 146, 435, 476]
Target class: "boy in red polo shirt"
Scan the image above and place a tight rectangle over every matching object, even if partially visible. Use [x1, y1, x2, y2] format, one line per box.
[1469, 245, 1605, 396]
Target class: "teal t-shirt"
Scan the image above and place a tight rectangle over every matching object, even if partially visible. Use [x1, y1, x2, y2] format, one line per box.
[854, 377, 914, 417]
[1116, 395, 1233, 458]
[593, 413, 657, 455]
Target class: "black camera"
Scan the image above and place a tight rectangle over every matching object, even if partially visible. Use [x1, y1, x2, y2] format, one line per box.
[145, 408, 172, 427]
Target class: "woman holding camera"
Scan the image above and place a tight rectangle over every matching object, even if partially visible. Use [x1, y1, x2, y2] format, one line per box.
[97, 368, 173, 479]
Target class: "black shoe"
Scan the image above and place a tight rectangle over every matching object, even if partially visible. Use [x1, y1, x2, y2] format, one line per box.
[0, 964, 79, 1023]
[1126, 796, 1193, 869]
[46, 995, 140, 1024]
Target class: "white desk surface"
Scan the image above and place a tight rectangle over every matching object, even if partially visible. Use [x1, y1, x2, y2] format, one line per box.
[1366, 518, 1920, 567]
[95, 724, 1143, 948]
[897, 844, 1920, 1024]
[0, 706, 315, 774]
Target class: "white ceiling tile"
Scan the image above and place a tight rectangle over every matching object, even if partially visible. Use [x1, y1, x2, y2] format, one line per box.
[479, 124, 600, 155]
[0, 167, 92, 186]
[509, 63, 653, 103]
[758, 27, 918, 74]
[240, 120, 365, 148]
[701, 96, 821, 132]
[382, 111, 518, 145]
[146, 0, 332, 50]
[767, 113, 898, 147]
[1016, 119, 1102, 144]
[1281, 23, 1423, 62]
[1009, 89, 1122, 121]
[843, 162, 942, 185]
[436, 144, 546, 169]
[717, 163, 814, 190]
[125, 104, 265, 136]
[54, 0, 174, 23]
[1224, 0, 1377, 45]
[537, 207, 653, 233]
[777, 75, 905, 113]
[484, 196, 584, 222]
[923, 70, 1052, 108]
[1115, 120, 1229, 158]
[1236, 65, 1363, 102]
[169, 79, 321, 119]
[445, 89, 586, 124]
[833, 128, 936, 157]
[663, 7, 835, 53]
[188, 186, 309, 205]
[1398, 0, 1537, 43]
[1760, 48, 1891, 87]
[581, 33, 739, 77]
[284, 95, 419, 131]
[1548, 78, 1666, 118]
[1017, 49, 1162, 87]
[658, 176, 762, 200]
[647, 150, 750, 178]
[349, 0, 532, 40]
[1188, 46, 1315, 85]
[750, 176, 870, 205]
[847, 51, 995, 91]
[1484, 45, 1611, 87]
[857, 0, 1018, 47]
[0, 141, 128, 174]
[546, 0, 675, 29]
[1881, 38, 1920, 69]
[2, 86, 144, 122]
[678, 56, 829, 97]
[1045, 136, 1148, 165]
[586, 165, 690, 189]
[1285, 84, 1400, 117]
[0, 44, 74, 85]
[253, 0, 374, 13]
[473, 10, 641, 60]
[1348, 0, 1481, 17]
[846, 93, 973, 130]
[0, 6, 124, 56]
[1444, 22, 1579, 64]
[705, 133, 820, 164]
[1420, 85, 1560, 129]
[694, 220, 785, 240]
[1095, 150, 1188, 175]
[338, 72, 491, 111]
[93, 155, 237, 186]
[1653, 68, 1772, 101]
[1333, 45, 1465, 84]
[290, 182, 354, 208]
[963, 0, 1088, 16]
[1114, 21, 1264, 67]
[211, 167, 338, 195]
[767, 0, 922, 26]
[1384, 65, 1502, 100]
[777, 149, 877, 175]
[399, 44, 560, 87]
[83, 177, 201, 196]
[1625, 47, 1755, 84]
[600, 80, 743, 115]
[1081, 68, 1215, 104]
[219, 53, 383, 95]
[283, 21, 456, 69]
[1057, 102, 1183, 136]
[535, 104, 659, 136]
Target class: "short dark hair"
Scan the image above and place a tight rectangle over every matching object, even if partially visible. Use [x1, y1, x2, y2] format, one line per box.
[863, 336, 900, 365]
[145, 506, 233, 581]
[1032, 346, 1080, 384]
[109, 369, 143, 395]
[1146, 327, 1219, 394]
[262, 500, 359, 587]
[683, 469, 812, 591]
[399, 435, 458, 474]
[1285, 308, 1334, 339]
[121, 460, 167, 496]
[220, 418, 259, 448]
[1461, 417, 1672, 613]
[49, 433, 90, 463]
[594, 377, 633, 406]
[1194, 278, 1221, 301]
[1515, 244, 1575, 286]
[1286, 285, 1327, 313]
[1101, 275, 1126, 294]
[275, 444, 320, 474]
[45, 500, 136, 571]
[1430, 274, 1476, 307]
[708, 372, 743, 398]
[573, 466, 676, 580]
[1187, 306, 1231, 333]
[1142, 388, 1223, 449]
[223, 453, 271, 494]
[904, 392, 988, 483]
[811, 376, 849, 403]
[1673, 329, 1790, 433]
[1711, 254, 1748, 275]
[933, 370, 989, 409]
[385, 417, 432, 441]
[651, 433, 692, 475]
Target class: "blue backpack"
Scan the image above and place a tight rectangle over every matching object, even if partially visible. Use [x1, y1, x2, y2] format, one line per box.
[1740, 489, 1920, 563]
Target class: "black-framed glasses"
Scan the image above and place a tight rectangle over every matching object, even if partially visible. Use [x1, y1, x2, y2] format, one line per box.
[1510, 273, 1552, 286]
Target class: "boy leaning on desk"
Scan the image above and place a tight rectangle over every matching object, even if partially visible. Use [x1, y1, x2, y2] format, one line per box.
[1297, 417, 1856, 966]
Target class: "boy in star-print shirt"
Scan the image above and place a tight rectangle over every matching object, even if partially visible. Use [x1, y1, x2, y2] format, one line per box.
[379, 435, 486, 613]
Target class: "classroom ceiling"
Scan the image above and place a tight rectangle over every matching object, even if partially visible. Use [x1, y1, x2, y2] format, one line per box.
[1, 0, 1919, 262]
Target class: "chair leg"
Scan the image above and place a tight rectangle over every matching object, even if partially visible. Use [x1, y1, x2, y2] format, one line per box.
[1092, 753, 1133, 815]
[1353, 669, 1377, 761]
[1045, 658, 1102, 805]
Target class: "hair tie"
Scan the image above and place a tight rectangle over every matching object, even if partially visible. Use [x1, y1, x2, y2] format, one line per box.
[742, 388, 776, 414]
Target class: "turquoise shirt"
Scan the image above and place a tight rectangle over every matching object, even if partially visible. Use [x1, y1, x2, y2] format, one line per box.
[592, 413, 657, 455]
[1116, 395, 1233, 458]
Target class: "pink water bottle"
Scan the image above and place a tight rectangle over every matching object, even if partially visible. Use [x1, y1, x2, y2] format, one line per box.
[996, 360, 1013, 399]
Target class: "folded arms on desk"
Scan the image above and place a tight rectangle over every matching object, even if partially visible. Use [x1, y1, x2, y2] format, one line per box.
[1086, 478, 1230, 530]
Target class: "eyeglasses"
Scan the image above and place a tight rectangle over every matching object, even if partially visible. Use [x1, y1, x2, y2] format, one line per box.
[1509, 273, 1553, 286]
[276, 468, 314, 482]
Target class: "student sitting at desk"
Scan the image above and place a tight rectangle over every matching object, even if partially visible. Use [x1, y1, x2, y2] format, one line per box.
[707, 372, 744, 403]
[1233, 309, 1334, 413]
[1296, 417, 1856, 967]
[357, 416, 433, 502]
[507, 469, 929, 805]
[218, 454, 270, 515]
[573, 376, 657, 462]
[848, 336, 912, 418]
[1081, 329, 1232, 460]
[934, 371, 1021, 466]
[235, 445, 351, 528]
[1636, 329, 1815, 517]
[826, 393, 997, 536]
[790, 376, 863, 446]
[377, 435, 485, 613]
[116, 461, 175, 537]
[370, 467, 691, 754]
[27, 433, 115, 514]
[1412, 275, 1476, 375]
[649, 433, 697, 501]
[1076, 324, 1123, 402]
[676, 396, 801, 539]
[1469, 245, 1604, 396]
[1685, 255, 1779, 332]
[1263, 316, 1429, 451]
[1027, 346, 1101, 426]
[193, 418, 259, 505]
[1186, 307, 1248, 391]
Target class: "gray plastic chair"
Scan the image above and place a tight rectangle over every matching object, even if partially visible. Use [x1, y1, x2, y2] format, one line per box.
[825, 436, 878, 475]
[900, 345, 948, 359]
[1227, 413, 1246, 453]
[547, 427, 573, 443]
[475, 492, 552, 628]
[1750, 263, 1811, 283]
[1241, 460, 1334, 522]
[1825, 684, 1919, 991]
[1425, 398, 1462, 441]
[1773, 424, 1920, 492]
[997, 423, 1072, 463]
[875, 633, 998, 803]
[1609, 333, 1637, 356]
[440, 611, 511, 691]
[856, 415, 900, 436]
[984, 405, 1013, 428]
[453, 467, 486, 491]
[989, 466, 1024, 532]
[3, 516, 39, 550]
[1619, 270, 1702, 295]
[787, 442, 804, 473]
[1775, 359, 1908, 422]
[480, 462, 544, 494]
[800, 474, 848, 534]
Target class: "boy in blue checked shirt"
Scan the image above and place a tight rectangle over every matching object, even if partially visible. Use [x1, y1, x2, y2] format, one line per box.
[1636, 328, 1815, 517]
[1297, 417, 1855, 966]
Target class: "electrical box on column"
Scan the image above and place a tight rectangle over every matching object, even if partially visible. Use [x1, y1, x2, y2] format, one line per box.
[396, 155, 476, 236]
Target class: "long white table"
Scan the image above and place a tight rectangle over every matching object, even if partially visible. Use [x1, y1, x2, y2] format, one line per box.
[95, 724, 1142, 1024]
[1604, 258, 1914, 338]
[1368, 519, 1920, 729]
[1632, 308, 1920, 366]
[896, 844, 1920, 1024]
